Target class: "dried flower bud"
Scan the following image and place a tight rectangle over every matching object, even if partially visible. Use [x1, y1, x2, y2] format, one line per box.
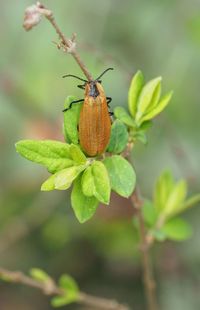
[23, 4, 41, 31]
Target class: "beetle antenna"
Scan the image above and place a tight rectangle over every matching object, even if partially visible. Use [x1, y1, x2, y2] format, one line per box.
[95, 68, 114, 81]
[62, 74, 87, 82]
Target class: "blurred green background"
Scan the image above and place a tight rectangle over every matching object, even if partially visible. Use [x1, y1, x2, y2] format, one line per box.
[1, 0, 200, 309]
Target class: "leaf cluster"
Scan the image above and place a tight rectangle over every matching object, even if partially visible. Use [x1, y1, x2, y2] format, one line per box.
[115, 71, 173, 144]
[16, 140, 135, 222]
[29, 268, 79, 307]
[15, 70, 173, 223]
[140, 171, 200, 242]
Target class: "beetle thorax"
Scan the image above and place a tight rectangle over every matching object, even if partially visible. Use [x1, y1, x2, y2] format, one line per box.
[85, 82, 105, 98]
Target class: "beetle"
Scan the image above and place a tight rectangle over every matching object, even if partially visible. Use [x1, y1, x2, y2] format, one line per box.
[63, 68, 113, 157]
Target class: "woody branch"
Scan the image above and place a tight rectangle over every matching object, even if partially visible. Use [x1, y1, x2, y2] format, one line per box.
[122, 143, 158, 310]
[0, 268, 128, 310]
[130, 190, 158, 310]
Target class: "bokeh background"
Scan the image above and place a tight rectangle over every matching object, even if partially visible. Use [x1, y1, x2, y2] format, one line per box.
[1, 0, 200, 309]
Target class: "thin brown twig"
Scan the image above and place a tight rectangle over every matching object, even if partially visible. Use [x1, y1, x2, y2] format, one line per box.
[121, 140, 134, 158]
[46, 15, 93, 81]
[122, 140, 158, 309]
[23, 2, 93, 81]
[0, 268, 129, 310]
[131, 189, 158, 310]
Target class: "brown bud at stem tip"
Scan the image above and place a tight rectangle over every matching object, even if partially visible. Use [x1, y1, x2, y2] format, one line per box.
[23, 2, 52, 31]
[23, 4, 41, 31]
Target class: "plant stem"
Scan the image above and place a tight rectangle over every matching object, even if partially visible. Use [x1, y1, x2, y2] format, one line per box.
[46, 14, 93, 81]
[131, 190, 158, 310]
[119, 138, 158, 309]
[0, 268, 129, 310]
[24, 2, 93, 81]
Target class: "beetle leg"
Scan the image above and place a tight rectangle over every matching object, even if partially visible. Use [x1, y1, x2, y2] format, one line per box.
[62, 99, 84, 112]
[77, 84, 85, 90]
[106, 97, 112, 106]
[106, 97, 113, 118]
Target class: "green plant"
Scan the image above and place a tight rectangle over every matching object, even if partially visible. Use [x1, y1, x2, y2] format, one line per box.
[1, 3, 200, 310]
[15, 70, 172, 225]
[143, 171, 200, 243]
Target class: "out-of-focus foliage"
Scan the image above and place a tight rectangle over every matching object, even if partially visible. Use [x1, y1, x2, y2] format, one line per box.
[140, 171, 200, 242]
[51, 274, 79, 307]
[1, 1, 200, 309]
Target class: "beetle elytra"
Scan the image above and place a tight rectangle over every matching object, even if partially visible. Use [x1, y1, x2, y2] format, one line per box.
[63, 68, 113, 157]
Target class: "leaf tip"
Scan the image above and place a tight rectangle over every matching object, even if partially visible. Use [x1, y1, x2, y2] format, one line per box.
[15, 140, 23, 151]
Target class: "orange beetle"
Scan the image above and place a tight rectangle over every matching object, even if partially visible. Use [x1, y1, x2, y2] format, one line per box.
[63, 68, 113, 157]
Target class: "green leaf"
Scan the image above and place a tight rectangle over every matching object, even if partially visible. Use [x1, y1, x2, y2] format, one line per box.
[81, 161, 111, 204]
[107, 120, 129, 154]
[41, 165, 86, 191]
[0, 273, 13, 282]
[140, 91, 173, 124]
[133, 131, 147, 144]
[103, 155, 136, 198]
[154, 171, 175, 213]
[128, 70, 144, 117]
[69, 144, 87, 164]
[29, 268, 50, 283]
[175, 193, 200, 215]
[135, 77, 162, 125]
[163, 180, 187, 218]
[145, 80, 161, 114]
[71, 175, 99, 223]
[81, 166, 94, 197]
[114, 107, 136, 127]
[41, 174, 56, 191]
[162, 217, 193, 241]
[54, 165, 86, 190]
[63, 96, 82, 144]
[51, 296, 72, 307]
[15, 140, 74, 173]
[59, 274, 79, 292]
[138, 120, 153, 131]
[151, 229, 166, 242]
[51, 273, 79, 308]
[142, 201, 158, 227]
